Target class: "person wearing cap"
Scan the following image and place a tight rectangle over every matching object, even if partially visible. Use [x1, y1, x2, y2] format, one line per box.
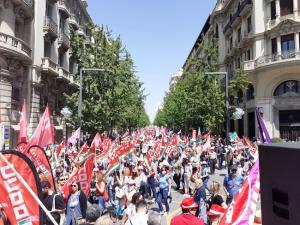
[41, 180, 66, 225]
[170, 197, 204, 225]
[223, 164, 244, 205]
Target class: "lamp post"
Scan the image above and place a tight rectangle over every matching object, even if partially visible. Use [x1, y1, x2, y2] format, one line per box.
[204, 71, 229, 144]
[61, 107, 72, 144]
[78, 68, 105, 144]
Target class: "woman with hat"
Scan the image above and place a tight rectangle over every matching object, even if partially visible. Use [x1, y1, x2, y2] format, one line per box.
[156, 164, 172, 215]
[170, 197, 204, 225]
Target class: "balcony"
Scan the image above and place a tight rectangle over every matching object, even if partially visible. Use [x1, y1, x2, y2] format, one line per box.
[43, 16, 58, 38]
[58, 67, 71, 83]
[0, 32, 31, 63]
[81, 0, 88, 7]
[58, 31, 70, 49]
[69, 14, 79, 29]
[58, 0, 70, 17]
[41, 57, 59, 77]
[77, 26, 86, 37]
[244, 50, 300, 72]
[223, 0, 253, 34]
[69, 75, 80, 88]
[11, 0, 34, 17]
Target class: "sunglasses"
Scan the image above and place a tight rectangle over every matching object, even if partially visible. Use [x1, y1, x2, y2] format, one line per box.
[72, 184, 77, 187]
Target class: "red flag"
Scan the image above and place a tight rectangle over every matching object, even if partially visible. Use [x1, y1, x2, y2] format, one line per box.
[243, 137, 257, 153]
[24, 105, 54, 152]
[90, 133, 101, 153]
[56, 140, 65, 156]
[61, 155, 95, 198]
[26, 145, 56, 191]
[18, 99, 29, 143]
[0, 150, 43, 225]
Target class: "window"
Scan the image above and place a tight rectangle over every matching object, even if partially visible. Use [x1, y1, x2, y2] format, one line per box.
[237, 89, 244, 104]
[215, 24, 219, 38]
[44, 41, 51, 58]
[247, 49, 252, 60]
[281, 34, 295, 58]
[271, 1, 276, 20]
[12, 87, 20, 101]
[280, 0, 293, 16]
[272, 38, 277, 55]
[236, 57, 241, 68]
[247, 16, 252, 33]
[237, 27, 241, 42]
[274, 80, 300, 96]
[230, 37, 233, 50]
[247, 84, 255, 100]
[58, 51, 64, 67]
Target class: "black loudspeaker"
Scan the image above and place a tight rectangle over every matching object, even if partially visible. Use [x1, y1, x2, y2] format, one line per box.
[259, 142, 300, 225]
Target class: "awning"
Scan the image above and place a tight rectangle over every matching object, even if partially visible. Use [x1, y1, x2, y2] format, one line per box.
[11, 124, 20, 131]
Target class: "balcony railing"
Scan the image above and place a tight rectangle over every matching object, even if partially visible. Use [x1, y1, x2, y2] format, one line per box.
[58, 67, 71, 82]
[58, 0, 70, 17]
[244, 50, 300, 71]
[44, 16, 58, 38]
[223, 0, 253, 33]
[69, 14, 79, 29]
[58, 31, 70, 49]
[41, 57, 59, 76]
[22, 0, 33, 8]
[0, 32, 31, 61]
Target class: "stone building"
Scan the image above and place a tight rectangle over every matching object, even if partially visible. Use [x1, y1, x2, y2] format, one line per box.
[184, 0, 300, 141]
[0, 0, 92, 148]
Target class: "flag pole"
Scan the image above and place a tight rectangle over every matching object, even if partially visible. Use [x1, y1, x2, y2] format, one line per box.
[0, 152, 59, 225]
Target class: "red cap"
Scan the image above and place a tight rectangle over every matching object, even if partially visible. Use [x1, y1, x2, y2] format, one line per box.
[207, 204, 226, 216]
[180, 197, 198, 209]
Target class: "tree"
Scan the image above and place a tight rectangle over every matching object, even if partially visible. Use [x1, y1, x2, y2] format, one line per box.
[65, 24, 149, 134]
[154, 39, 251, 134]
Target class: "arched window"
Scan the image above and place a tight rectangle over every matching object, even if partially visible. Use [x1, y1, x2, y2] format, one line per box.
[274, 80, 300, 97]
[246, 84, 254, 100]
[237, 89, 244, 104]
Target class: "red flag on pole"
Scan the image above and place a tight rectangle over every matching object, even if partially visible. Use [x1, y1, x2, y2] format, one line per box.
[18, 99, 29, 143]
[90, 133, 101, 153]
[56, 140, 65, 156]
[24, 104, 54, 152]
[61, 155, 95, 198]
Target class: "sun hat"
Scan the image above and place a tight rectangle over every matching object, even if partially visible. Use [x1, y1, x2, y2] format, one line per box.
[207, 204, 226, 216]
[180, 197, 198, 209]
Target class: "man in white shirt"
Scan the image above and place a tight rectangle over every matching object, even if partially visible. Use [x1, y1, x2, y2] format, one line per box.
[125, 200, 148, 225]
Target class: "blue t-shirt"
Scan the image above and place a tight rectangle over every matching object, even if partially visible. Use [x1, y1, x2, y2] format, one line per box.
[223, 174, 244, 199]
[159, 174, 170, 189]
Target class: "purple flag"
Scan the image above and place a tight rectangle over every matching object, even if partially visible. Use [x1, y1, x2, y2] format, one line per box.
[255, 107, 272, 144]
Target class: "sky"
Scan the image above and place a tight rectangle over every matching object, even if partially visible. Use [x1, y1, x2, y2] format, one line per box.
[87, 0, 216, 122]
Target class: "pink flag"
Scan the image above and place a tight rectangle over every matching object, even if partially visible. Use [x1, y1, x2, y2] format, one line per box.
[67, 127, 81, 146]
[23, 104, 54, 152]
[90, 133, 101, 153]
[18, 99, 29, 143]
[219, 161, 260, 225]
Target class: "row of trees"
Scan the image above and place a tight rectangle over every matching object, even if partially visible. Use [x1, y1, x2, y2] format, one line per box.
[65, 24, 150, 134]
[154, 41, 250, 134]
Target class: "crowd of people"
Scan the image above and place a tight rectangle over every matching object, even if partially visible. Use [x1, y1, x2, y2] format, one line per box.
[41, 130, 258, 225]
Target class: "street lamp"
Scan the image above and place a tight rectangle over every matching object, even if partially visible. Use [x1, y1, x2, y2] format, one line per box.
[61, 107, 72, 143]
[78, 68, 105, 144]
[204, 71, 229, 144]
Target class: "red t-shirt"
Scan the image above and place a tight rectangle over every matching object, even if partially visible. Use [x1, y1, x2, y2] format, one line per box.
[171, 213, 204, 225]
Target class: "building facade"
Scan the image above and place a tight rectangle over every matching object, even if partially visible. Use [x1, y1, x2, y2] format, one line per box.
[184, 0, 300, 141]
[0, 0, 92, 148]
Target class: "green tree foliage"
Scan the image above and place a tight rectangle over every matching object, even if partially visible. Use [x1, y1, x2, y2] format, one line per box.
[65, 24, 149, 134]
[154, 40, 225, 133]
[154, 40, 251, 133]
